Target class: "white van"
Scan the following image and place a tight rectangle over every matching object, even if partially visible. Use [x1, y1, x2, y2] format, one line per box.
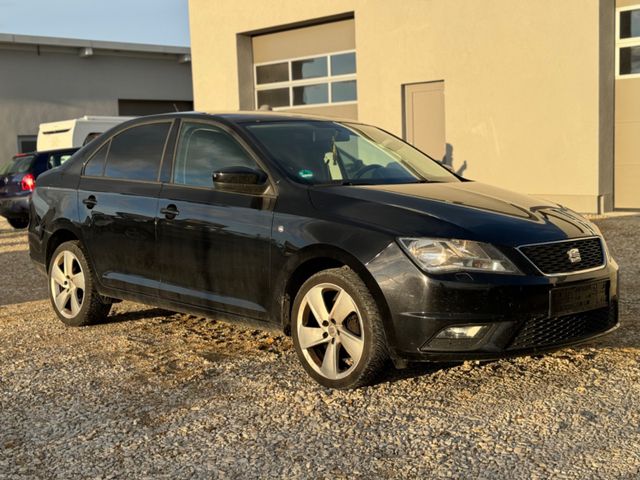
[37, 116, 135, 151]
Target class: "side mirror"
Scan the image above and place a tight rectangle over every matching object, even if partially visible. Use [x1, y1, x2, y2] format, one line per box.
[212, 166, 268, 193]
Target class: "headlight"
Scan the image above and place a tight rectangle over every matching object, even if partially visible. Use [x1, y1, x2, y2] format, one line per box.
[398, 238, 521, 274]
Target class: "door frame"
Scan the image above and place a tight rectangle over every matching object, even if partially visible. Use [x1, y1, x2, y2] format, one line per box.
[401, 80, 446, 161]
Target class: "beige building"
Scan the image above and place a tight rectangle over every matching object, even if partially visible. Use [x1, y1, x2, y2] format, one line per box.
[189, 0, 639, 213]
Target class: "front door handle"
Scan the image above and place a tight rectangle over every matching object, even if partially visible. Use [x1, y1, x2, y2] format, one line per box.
[160, 204, 179, 219]
[82, 195, 97, 209]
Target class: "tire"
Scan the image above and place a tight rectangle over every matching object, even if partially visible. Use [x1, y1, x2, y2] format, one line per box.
[8, 217, 28, 229]
[48, 240, 111, 326]
[291, 266, 388, 389]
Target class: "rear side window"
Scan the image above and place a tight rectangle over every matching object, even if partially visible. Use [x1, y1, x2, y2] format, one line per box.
[0, 156, 33, 175]
[47, 151, 75, 169]
[103, 122, 171, 182]
[173, 122, 257, 187]
[45, 151, 76, 170]
[84, 141, 110, 177]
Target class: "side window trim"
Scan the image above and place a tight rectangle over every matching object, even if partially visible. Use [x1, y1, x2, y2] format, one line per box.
[81, 138, 111, 177]
[100, 139, 111, 177]
[169, 118, 276, 195]
[159, 119, 181, 183]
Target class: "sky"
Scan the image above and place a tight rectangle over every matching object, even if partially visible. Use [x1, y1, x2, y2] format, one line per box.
[0, 0, 190, 46]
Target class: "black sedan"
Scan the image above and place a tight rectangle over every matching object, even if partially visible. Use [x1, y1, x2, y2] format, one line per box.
[0, 148, 78, 228]
[28, 113, 618, 388]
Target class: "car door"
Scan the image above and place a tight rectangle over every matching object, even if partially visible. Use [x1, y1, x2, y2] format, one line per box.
[156, 120, 275, 320]
[78, 120, 175, 297]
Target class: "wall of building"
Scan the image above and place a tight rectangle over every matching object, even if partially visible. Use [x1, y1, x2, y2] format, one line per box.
[615, 0, 640, 209]
[189, 0, 613, 213]
[0, 45, 192, 161]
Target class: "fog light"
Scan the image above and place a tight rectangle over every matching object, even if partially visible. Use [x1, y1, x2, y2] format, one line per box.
[435, 325, 489, 340]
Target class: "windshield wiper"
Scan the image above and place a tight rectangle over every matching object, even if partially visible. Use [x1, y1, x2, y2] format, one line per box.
[310, 180, 373, 187]
[339, 181, 374, 186]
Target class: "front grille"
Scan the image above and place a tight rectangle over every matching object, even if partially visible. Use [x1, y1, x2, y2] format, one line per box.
[519, 237, 604, 275]
[508, 306, 616, 350]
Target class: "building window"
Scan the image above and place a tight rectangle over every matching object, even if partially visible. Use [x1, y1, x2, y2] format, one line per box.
[17, 135, 37, 154]
[255, 50, 357, 109]
[617, 5, 640, 78]
[118, 99, 194, 116]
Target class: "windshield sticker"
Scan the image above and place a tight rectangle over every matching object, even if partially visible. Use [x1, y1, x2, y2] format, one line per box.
[298, 169, 314, 179]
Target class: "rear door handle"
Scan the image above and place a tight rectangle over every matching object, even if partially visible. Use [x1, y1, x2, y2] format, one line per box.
[160, 204, 179, 219]
[82, 195, 97, 209]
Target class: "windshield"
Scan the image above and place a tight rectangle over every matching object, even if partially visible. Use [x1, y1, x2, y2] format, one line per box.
[244, 121, 459, 185]
[0, 155, 34, 175]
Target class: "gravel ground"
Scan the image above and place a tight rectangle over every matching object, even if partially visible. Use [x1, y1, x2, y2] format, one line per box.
[0, 216, 639, 479]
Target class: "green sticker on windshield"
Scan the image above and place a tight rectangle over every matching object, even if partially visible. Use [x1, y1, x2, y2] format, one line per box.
[298, 169, 314, 179]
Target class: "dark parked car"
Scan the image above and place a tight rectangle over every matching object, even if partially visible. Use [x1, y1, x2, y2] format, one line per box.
[28, 113, 619, 388]
[0, 148, 78, 229]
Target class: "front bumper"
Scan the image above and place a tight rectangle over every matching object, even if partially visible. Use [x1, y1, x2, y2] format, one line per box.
[0, 194, 30, 219]
[367, 243, 620, 363]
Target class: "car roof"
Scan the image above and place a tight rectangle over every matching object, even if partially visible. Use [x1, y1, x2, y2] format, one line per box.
[213, 111, 347, 123]
[12, 147, 80, 160]
[118, 110, 360, 125]
[10, 153, 35, 160]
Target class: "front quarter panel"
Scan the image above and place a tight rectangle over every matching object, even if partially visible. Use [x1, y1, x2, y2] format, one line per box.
[268, 188, 401, 341]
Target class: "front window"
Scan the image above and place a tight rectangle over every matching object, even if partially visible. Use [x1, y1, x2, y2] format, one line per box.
[173, 122, 258, 187]
[617, 6, 640, 77]
[244, 121, 459, 185]
[254, 51, 357, 109]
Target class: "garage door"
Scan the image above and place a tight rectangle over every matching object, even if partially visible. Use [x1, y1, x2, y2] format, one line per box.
[251, 19, 357, 119]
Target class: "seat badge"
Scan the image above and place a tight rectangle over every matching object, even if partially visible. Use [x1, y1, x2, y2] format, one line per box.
[567, 248, 581, 264]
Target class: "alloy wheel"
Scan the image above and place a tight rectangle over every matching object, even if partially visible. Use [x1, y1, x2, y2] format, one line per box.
[50, 250, 86, 319]
[296, 283, 365, 380]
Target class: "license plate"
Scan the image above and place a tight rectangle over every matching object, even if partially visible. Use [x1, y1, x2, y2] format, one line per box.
[550, 281, 609, 317]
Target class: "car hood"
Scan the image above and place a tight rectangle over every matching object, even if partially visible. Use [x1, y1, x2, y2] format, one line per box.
[308, 181, 601, 247]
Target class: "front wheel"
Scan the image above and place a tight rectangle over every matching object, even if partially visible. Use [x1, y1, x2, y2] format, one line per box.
[48, 241, 111, 326]
[291, 266, 388, 389]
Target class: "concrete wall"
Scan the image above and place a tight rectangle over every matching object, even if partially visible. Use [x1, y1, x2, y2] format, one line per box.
[0, 45, 192, 162]
[190, 0, 615, 213]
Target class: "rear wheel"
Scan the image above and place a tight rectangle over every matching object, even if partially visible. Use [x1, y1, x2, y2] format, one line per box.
[7, 217, 28, 229]
[48, 241, 111, 326]
[291, 267, 388, 389]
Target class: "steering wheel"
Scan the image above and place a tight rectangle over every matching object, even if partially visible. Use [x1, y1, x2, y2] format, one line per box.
[353, 164, 384, 179]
